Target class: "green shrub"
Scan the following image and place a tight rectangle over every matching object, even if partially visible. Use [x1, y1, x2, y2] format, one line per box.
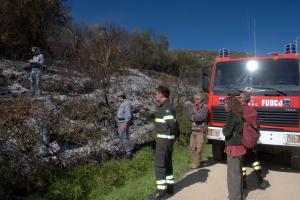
[176, 109, 192, 145]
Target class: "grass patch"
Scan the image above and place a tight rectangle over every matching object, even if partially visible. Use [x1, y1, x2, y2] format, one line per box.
[29, 142, 211, 200]
[29, 109, 212, 200]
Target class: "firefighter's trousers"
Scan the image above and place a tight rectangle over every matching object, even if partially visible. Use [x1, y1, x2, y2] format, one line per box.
[155, 139, 174, 191]
[242, 149, 262, 180]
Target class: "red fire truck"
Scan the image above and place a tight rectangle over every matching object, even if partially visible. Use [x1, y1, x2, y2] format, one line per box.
[202, 44, 300, 169]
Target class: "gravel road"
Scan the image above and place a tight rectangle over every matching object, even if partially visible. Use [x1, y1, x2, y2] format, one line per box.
[169, 152, 300, 200]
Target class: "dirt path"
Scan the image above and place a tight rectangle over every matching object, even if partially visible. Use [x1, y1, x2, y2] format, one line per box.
[169, 155, 300, 200]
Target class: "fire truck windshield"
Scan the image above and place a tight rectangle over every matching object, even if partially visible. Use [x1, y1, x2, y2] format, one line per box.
[213, 58, 300, 94]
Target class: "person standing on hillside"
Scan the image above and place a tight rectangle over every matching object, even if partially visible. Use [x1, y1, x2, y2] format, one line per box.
[28, 47, 44, 96]
[223, 95, 246, 200]
[148, 85, 180, 200]
[189, 92, 208, 169]
[116, 91, 133, 159]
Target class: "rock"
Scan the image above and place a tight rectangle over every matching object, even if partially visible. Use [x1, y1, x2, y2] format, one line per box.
[49, 141, 60, 154]
[8, 82, 29, 95]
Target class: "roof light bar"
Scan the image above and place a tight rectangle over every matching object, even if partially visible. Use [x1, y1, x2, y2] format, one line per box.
[219, 49, 229, 57]
[285, 44, 296, 54]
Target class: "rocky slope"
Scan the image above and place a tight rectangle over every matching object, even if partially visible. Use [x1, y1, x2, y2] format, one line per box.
[0, 59, 197, 167]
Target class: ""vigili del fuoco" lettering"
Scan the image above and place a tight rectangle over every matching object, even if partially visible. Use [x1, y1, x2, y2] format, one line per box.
[262, 99, 283, 107]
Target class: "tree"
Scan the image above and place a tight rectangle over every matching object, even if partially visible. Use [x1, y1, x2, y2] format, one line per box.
[128, 30, 172, 71]
[171, 51, 201, 106]
[0, 0, 71, 59]
[77, 23, 129, 105]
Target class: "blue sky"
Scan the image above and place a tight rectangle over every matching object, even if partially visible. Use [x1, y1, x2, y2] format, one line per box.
[68, 0, 300, 55]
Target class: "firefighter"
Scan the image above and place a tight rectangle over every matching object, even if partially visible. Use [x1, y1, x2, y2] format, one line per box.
[148, 85, 180, 200]
[240, 91, 266, 189]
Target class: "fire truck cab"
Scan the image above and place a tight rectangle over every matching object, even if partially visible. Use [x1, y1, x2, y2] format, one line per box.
[202, 44, 300, 169]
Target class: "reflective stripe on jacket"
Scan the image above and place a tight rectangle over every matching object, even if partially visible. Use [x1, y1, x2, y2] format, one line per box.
[154, 99, 180, 139]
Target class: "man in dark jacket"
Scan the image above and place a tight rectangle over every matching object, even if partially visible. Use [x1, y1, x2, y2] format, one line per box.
[148, 85, 180, 200]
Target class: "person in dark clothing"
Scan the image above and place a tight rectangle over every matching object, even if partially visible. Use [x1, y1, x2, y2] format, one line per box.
[240, 91, 266, 189]
[148, 85, 180, 200]
[223, 96, 246, 200]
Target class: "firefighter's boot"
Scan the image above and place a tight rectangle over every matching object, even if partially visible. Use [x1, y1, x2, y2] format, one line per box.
[243, 175, 247, 189]
[255, 170, 267, 189]
[166, 184, 174, 195]
[148, 190, 168, 200]
[242, 167, 247, 189]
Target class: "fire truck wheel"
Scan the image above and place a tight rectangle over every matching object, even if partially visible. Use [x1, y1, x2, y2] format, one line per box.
[212, 141, 226, 162]
[291, 148, 300, 170]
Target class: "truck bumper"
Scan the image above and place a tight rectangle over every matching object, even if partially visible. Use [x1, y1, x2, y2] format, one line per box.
[207, 126, 300, 147]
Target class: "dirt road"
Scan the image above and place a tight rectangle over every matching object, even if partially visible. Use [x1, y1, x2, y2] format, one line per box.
[169, 153, 300, 200]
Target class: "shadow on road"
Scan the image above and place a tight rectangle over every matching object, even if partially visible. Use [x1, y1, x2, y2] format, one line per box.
[259, 151, 300, 172]
[244, 150, 300, 198]
[174, 168, 210, 194]
[203, 156, 224, 167]
[244, 171, 271, 198]
[173, 157, 218, 194]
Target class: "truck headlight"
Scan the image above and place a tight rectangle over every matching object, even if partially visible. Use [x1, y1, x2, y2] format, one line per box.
[208, 129, 222, 137]
[286, 134, 300, 144]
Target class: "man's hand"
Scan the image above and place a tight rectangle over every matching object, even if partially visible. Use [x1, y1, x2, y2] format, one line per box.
[122, 124, 129, 131]
[28, 59, 34, 63]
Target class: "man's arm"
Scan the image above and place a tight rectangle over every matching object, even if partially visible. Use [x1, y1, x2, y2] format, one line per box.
[124, 103, 132, 124]
[37, 54, 44, 65]
[163, 109, 180, 139]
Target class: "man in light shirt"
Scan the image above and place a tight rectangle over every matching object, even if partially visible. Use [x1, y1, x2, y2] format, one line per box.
[116, 91, 133, 159]
[28, 47, 44, 95]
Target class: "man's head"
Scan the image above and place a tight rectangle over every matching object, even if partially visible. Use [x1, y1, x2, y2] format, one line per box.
[193, 92, 204, 106]
[240, 91, 251, 104]
[155, 85, 170, 103]
[117, 91, 126, 102]
[32, 47, 40, 56]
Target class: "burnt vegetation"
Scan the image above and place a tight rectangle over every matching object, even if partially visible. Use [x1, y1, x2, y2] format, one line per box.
[0, 1, 247, 199]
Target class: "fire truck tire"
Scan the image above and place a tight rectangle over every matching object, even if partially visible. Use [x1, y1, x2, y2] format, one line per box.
[212, 141, 226, 161]
[291, 148, 300, 169]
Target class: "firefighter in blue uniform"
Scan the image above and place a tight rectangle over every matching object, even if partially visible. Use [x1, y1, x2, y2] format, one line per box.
[148, 85, 180, 200]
